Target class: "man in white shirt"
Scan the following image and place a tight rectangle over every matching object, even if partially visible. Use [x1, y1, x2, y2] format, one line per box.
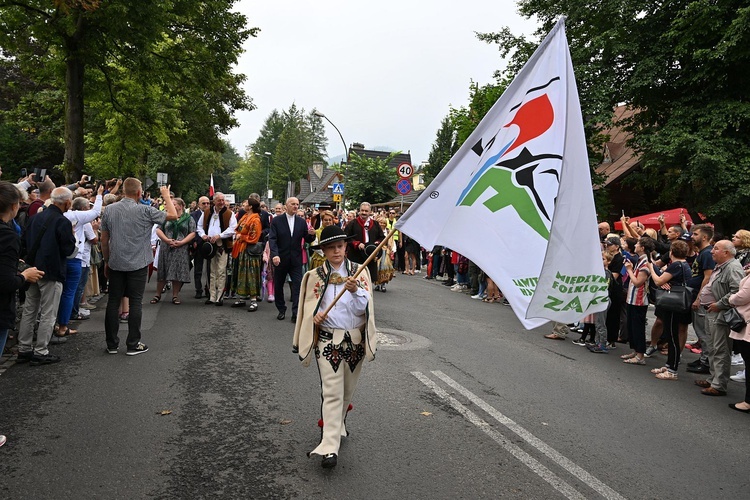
[196, 192, 237, 306]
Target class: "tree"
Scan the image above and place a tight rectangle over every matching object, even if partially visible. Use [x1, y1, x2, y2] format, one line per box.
[0, 0, 255, 179]
[479, 0, 750, 228]
[272, 117, 307, 198]
[425, 116, 457, 183]
[231, 154, 267, 202]
[424, 81, 503, 184]
[0, 49, 64, 179]
[244, 105, 328, 200]
[341, 151, 400, 206]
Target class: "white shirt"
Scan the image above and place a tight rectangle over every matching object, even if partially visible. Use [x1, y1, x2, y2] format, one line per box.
[286, 213, 296, 236]
[65, 194, 103, 257]
[197, 209, 237, 239]
[76, 222, 97, 266]
[319, 261, 369, 332]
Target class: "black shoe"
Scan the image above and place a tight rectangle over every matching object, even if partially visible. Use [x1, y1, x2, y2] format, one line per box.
[126, 342, 149, 356]
[16, 351, 33, 363]
[106, 347, 118, 355]
[443, 280, 455, 286]
[231, 300, 246, 308]
[687, 364, 711, 374]
[30, 353, 61, 366]
[277, 311, 286, 320]
[194, 291, 203, 299]
[291, 315, 297, 323]
[215, 299, 223, 306]
[49, 336, 68, 345]
[205, 299, 213, 305]
[687, 359, 702, 368]
[321, 453, 337, 468]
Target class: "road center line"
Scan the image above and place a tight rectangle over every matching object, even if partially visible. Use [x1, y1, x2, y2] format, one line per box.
[431, 370, 626, 500]
[412, 371, 586, 500]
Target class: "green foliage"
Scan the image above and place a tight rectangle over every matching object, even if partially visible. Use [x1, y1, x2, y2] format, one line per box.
[242, 105, 328, 201]
[0, 0, 255, 181]
[425, 116, 457, 183]
[231, 155, 268, 202]
[340, 151, 400, 207]
[449, 81, 506, 149]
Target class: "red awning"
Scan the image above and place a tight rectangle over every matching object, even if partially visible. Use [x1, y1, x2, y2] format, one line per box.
[613, 208, 693, 231]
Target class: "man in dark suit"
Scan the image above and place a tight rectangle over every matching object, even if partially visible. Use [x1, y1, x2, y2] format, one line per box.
[191, 196, 211, 298]
[345, 202, 385, 285]
[269, 196, 316, 321]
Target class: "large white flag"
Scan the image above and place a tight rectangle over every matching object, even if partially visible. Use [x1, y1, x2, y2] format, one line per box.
[395, 18, 607, 329]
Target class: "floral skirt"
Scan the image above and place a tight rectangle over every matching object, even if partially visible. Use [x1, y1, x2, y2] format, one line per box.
[233, 251, 262, 297]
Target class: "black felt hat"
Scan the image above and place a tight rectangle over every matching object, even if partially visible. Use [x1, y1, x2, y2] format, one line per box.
[312, 225, 353, 250]
[200, 241, 217, 259]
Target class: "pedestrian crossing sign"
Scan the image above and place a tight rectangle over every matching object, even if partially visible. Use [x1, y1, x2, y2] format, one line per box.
[332, 183, 344, 195]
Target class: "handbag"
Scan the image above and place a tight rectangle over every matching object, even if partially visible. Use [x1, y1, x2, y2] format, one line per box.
[722, 307, 747, 333]
[90, 244, 103, 267]
[654, 263, 692, 313]
[246, 242, 264, 256]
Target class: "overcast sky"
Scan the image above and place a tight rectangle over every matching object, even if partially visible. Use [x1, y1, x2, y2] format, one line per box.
[226, 1, 538, 166]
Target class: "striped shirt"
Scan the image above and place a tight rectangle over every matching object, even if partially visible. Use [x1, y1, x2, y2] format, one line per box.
[626, 255, 651, 306]
[101, 198, 167, 272]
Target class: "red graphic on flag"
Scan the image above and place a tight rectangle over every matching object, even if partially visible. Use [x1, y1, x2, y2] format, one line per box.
[209, 174, 215, 197]
[503, 94, 555, 156]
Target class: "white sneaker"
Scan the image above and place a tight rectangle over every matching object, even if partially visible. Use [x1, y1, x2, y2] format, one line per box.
[450, 284, 461, 291]
[731, 370, 745, 383]
[78, 308, 90, 318]
[471, 294, 482, 299]
[732, 353, 744, 366]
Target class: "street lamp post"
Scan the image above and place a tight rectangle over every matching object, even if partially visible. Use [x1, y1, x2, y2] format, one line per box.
[313, 110, 348, 210]
[263, 151, 272, 205]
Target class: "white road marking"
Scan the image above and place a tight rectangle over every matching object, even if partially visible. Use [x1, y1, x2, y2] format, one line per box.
[412, 371, 586, 500]
[432, 370, 626, 500]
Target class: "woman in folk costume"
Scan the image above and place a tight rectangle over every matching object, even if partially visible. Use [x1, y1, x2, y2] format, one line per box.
[309, 210, 335, 270]
[292, 225, 377, 469]
[231, 198, 263, 311]
[373, 216, 395, 292]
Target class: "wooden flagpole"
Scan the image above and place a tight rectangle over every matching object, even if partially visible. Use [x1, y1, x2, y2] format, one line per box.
[320, 229, 397, 316]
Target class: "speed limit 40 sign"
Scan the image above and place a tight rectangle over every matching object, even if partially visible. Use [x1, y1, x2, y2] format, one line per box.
[397, 162, 413, 179]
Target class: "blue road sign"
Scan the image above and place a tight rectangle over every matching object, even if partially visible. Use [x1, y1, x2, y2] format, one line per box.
[396, 178, 412, 195]
[332, 183, 344, 195]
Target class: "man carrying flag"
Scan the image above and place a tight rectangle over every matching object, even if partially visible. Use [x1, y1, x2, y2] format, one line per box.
[395, 17, 607, 329]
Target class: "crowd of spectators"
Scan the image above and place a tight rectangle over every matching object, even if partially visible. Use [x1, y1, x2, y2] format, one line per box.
[541, 214, 750, 413]
[5, 166, 750, 447]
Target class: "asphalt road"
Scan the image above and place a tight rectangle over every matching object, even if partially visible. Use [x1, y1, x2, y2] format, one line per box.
[1, 273, 748, 499]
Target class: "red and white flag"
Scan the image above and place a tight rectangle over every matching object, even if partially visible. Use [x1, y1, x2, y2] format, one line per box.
[209, 174, 215, 197]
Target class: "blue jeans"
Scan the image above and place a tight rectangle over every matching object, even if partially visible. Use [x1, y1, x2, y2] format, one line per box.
[71, 265, 90, 319]
[0, 328, 7, 357]
[57, 259, 82, 327]
[454, 264, 468, 285]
